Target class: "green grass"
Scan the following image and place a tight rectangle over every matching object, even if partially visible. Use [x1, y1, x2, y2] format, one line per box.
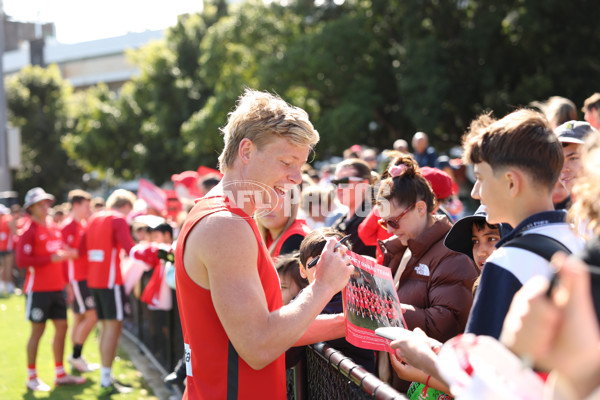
[0, 293, 159, 399]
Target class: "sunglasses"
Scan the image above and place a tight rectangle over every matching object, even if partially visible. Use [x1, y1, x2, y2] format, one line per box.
[331, 176, 366, 186]
[378, 203, 416, 230]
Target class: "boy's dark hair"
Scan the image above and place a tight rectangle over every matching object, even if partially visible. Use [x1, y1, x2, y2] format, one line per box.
[462, 109, 563, 191]
[299, 227, 347, 267]
[275, 252, 308, 290]
[68, 189, 92, 205]
[472, 219, 499, 232]
[151, 222, 174, 238]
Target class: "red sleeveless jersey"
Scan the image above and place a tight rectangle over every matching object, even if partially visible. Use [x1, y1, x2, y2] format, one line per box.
[270, 218, 312, 260]
[175, 196, 286, 400]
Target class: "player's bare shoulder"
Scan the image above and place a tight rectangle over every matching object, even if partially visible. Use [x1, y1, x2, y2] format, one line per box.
[183, 210, 258, 288]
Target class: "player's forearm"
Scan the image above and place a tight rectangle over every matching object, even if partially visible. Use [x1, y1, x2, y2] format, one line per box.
[238, 282, 337, 369]
[293, 313, 345, 346]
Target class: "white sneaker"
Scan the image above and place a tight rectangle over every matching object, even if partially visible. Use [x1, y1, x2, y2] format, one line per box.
[69, 355, 100, 372]
[55, 374, 86, 386]
[26, 377, 51, 392]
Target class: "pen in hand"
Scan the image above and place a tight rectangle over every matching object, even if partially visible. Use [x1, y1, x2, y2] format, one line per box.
[307, 234, 351, 268]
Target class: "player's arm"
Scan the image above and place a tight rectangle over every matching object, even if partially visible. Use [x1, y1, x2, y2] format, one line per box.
[293, 313, 346, 346]
[16, 224, 52, 266]
[186, 212, 353, 370]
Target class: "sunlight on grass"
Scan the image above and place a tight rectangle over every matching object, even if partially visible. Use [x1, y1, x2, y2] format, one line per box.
[0, 293, 159, 399]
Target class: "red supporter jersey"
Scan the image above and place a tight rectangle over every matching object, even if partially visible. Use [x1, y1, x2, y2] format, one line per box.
[85, 210, 135, 289]
[269, 218, 312, 260]
[61, 217, 88, 282]
[16, 218, 66, 293]
[0, 214, 14, 252]
[175, 196, 286, 400]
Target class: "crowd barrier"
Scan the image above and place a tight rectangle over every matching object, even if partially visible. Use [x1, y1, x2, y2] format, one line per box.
[124, 270, 184, 373]
[124, 271, 406, 399]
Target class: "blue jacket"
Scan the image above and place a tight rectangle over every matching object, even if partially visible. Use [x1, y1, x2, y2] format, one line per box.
[465, 210, 584, 339]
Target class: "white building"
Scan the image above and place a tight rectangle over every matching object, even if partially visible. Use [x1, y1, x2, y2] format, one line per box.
[3, 29, 165, 91]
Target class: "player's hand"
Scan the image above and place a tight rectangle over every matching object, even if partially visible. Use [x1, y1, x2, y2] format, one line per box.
[51, 249, 70, 262]
[65, 283, 74, 304]
[313, 237, 354, 295]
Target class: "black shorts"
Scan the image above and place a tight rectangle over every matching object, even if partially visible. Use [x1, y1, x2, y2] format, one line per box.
[26, 290, 67, 323]
[71, 280, 95, 314]
[91, 286, 127, 321]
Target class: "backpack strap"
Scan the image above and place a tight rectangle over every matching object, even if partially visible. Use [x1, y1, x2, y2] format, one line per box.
[503, 233, 572, 261]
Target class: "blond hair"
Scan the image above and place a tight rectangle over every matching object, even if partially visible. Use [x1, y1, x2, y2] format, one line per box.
[106, 189, 137, 210]
[569, 134, 600, 237]
[218, 89, 319, 173]
[68, 189, 92, 205]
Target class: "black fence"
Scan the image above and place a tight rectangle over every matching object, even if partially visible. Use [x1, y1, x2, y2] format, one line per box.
[124, 272, 406, 399]
[124, 270, 184, 373]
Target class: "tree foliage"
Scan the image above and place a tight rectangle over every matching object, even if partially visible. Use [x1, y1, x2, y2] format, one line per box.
[9, 0, 600, 190]
[5, 64, 83, 200]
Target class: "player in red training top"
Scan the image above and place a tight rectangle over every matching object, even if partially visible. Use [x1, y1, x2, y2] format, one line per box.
[60, 189, 99, 373]
[82, 189, 136, 396]
[175, 89, 353, 399]
[16, 187, 86, 392]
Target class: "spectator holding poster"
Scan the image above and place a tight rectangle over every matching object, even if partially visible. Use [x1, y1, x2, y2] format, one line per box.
[376, 155, 479, 392]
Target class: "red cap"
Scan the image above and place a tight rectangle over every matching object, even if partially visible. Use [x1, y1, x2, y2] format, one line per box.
[171, 170, 203, 199]
[171, 170, 198, 186]
[421, 167, 453, 200]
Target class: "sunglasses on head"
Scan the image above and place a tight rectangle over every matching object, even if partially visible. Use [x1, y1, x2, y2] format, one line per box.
[331, 176, 366, 186]
[378, 203, 416, 230]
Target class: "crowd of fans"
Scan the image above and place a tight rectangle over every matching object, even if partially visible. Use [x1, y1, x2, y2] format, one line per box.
[1, 89, 599, 399]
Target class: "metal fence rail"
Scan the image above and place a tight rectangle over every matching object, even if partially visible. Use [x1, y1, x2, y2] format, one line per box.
[304, 343, 406, 400]
[124, 274, 406, 399]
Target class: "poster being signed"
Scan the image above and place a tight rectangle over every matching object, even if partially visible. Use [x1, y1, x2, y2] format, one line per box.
[343, 250, 407, 352]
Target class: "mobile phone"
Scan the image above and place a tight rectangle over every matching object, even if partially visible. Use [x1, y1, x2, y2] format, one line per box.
[375, 327, 411, 341]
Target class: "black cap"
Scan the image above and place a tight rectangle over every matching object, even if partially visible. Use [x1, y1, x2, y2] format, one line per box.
[444, 205, 488, 258]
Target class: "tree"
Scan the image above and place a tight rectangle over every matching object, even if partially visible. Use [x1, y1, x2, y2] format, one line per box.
[5, 64, 83, 201]
[64, 4, 230, 185]
[64, 0, 600, 185]
[63, 83, 142, 181]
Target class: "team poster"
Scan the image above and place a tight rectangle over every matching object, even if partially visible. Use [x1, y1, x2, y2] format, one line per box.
[343, 250, 407, 352]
